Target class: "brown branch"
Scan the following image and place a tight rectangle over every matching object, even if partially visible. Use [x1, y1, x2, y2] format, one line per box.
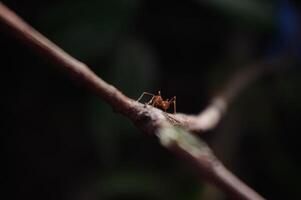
[0, 2, 265, 200]
[174, 62, 273, 132]
[158, 127, 265, 200]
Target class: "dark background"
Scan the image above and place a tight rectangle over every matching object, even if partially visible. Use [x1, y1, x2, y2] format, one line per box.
[2, 0, 301, 199]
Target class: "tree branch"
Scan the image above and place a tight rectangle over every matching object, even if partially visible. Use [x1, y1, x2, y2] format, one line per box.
[0, 2, 265, 199]
[175, 63, 272, 132]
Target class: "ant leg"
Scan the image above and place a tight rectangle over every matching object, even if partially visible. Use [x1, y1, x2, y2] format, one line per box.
[147, 96, 155, 105]
[151, 99, 156, 106]
[136, 92, 154, 102]
[169, 96, 176, 114]
[173, 100, 176, 114]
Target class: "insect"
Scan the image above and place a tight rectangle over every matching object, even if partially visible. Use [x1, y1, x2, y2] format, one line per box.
[137, 91, 176, 113]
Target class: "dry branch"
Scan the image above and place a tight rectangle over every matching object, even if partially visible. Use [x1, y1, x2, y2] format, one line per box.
[175, 63, 272, 132]
[0, 2, 265, 200]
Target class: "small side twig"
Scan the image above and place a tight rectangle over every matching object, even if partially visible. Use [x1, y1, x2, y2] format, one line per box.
[175, 64, 272, 132]
[0, 2, 265, 200]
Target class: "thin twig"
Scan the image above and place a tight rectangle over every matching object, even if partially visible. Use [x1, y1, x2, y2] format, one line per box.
[0, 2, 265, 200]
[175, 64, 272, 132]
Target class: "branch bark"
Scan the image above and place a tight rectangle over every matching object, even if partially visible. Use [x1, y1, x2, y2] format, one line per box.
[0, 2, 265, 200]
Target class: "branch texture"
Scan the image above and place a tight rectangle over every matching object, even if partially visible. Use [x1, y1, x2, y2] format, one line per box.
[0, 2, 265, 200]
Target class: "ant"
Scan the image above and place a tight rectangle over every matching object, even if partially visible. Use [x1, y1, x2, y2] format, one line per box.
[137, 91, 176, 114]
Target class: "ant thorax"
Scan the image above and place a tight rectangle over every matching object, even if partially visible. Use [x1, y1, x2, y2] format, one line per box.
[153, 95, 163, 104]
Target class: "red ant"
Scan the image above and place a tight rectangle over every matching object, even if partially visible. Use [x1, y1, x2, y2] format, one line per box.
[137, 91, 176, 114]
